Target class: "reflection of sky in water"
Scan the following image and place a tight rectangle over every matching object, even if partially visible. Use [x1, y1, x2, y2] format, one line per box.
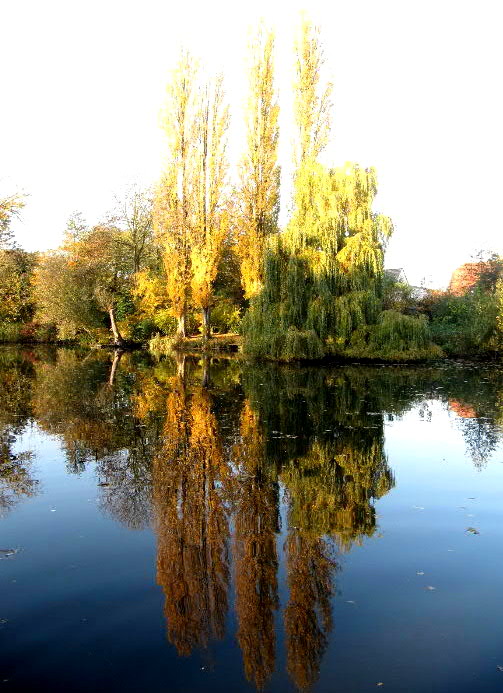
[2, 360, 503, 692]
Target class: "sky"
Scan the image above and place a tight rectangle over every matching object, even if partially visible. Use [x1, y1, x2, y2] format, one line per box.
[1, 0, 502, 288]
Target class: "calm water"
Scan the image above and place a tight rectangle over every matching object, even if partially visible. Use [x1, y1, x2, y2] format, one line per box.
[1, 347, 503, 692]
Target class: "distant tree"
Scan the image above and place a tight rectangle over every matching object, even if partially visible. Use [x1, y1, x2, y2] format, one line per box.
[0, 193, 24, 249]
[430, 254, 503, 356]
[34, 250, 103, 339]
[35, 224, 135, 344]
[67, 226, 134, 345]
[0, 249, 37, 324]
[108, 187, 157, 273]
[448, 256, 502, 296]
[64, 211, 87, 244]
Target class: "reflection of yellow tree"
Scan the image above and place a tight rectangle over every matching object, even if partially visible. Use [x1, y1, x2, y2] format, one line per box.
[233, 401, 279, 690]
[154, 379, 230, 656]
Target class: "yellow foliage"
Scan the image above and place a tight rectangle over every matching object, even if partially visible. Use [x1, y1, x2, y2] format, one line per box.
[237, 23, 280, 299]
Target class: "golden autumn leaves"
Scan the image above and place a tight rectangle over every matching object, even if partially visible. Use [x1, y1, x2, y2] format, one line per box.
[154, 20, 283, 337]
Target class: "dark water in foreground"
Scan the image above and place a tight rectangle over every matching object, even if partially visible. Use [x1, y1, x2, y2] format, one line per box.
[1, 347, 503, 692]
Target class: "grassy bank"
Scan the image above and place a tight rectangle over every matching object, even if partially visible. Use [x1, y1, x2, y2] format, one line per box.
[149, 333, 242, 357]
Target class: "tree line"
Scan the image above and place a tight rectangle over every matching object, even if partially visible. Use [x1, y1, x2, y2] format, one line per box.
[1, 17, 502, 360]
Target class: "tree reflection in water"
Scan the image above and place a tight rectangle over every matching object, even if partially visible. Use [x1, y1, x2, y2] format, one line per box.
[153, 372, 230, 656]
[1, 348, 502, 689]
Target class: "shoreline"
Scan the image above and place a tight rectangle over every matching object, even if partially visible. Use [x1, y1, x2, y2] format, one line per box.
[1, 335, 502, 365]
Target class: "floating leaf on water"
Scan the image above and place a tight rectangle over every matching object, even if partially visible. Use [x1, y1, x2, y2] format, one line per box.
[0, 549, 18, 559]
[466, 527, 480, 535]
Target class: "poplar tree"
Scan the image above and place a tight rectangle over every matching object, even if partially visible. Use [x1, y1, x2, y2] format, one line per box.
[237, 23, 280, 299]
[155, 51, 199, 338]
[190, 75, 230, 339]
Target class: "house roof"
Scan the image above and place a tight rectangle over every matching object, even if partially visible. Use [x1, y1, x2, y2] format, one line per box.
[384, 268, 408, 284]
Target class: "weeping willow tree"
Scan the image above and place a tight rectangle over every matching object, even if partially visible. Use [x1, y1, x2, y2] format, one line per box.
[243, 17, 439, 362]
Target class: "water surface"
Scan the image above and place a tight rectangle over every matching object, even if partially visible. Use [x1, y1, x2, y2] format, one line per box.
[1, 347, 503, 692]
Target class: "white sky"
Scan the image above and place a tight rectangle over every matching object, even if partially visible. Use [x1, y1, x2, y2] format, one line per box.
[1, 0, 502, 288]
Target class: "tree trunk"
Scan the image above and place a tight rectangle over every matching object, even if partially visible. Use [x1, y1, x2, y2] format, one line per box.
[108, 349, 123, 386]
[176, 353, 187, 381]
[202, 306, 210, 340]
[109, 307, 124, 346]
[202, 356, 210, 388]
[177, 312, 186, 339]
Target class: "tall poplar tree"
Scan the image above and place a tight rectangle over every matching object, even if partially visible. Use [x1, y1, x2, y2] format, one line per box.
[155, 50, 199, 338]
[191, 75, 230, 338]
[236, 23, 280, 300]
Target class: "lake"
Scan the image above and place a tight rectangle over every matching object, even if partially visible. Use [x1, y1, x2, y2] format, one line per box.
[1, 346, 503, 692]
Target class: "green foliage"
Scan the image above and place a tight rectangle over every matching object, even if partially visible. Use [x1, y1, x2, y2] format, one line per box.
[429, 289, 500, 357]
[241, 19, 438, 363]
[208, 298, 241, 334]
[345, 311, 443, 361]
[0, 249, 37, 324]
[149, 333, 184, 357]
[382, 276, 416, 314]
[34, 250, 104, 340]
[0, 323, 23, 343]
[243, 163, 433, 361]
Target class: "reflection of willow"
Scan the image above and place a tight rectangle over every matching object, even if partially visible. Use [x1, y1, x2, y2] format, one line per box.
[233, 401, 279, 690]
[281, 435, 393, 690]
[154, 378, 230, 657]
[240, 365, 396, 691]
[284, 435, 394, 552]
